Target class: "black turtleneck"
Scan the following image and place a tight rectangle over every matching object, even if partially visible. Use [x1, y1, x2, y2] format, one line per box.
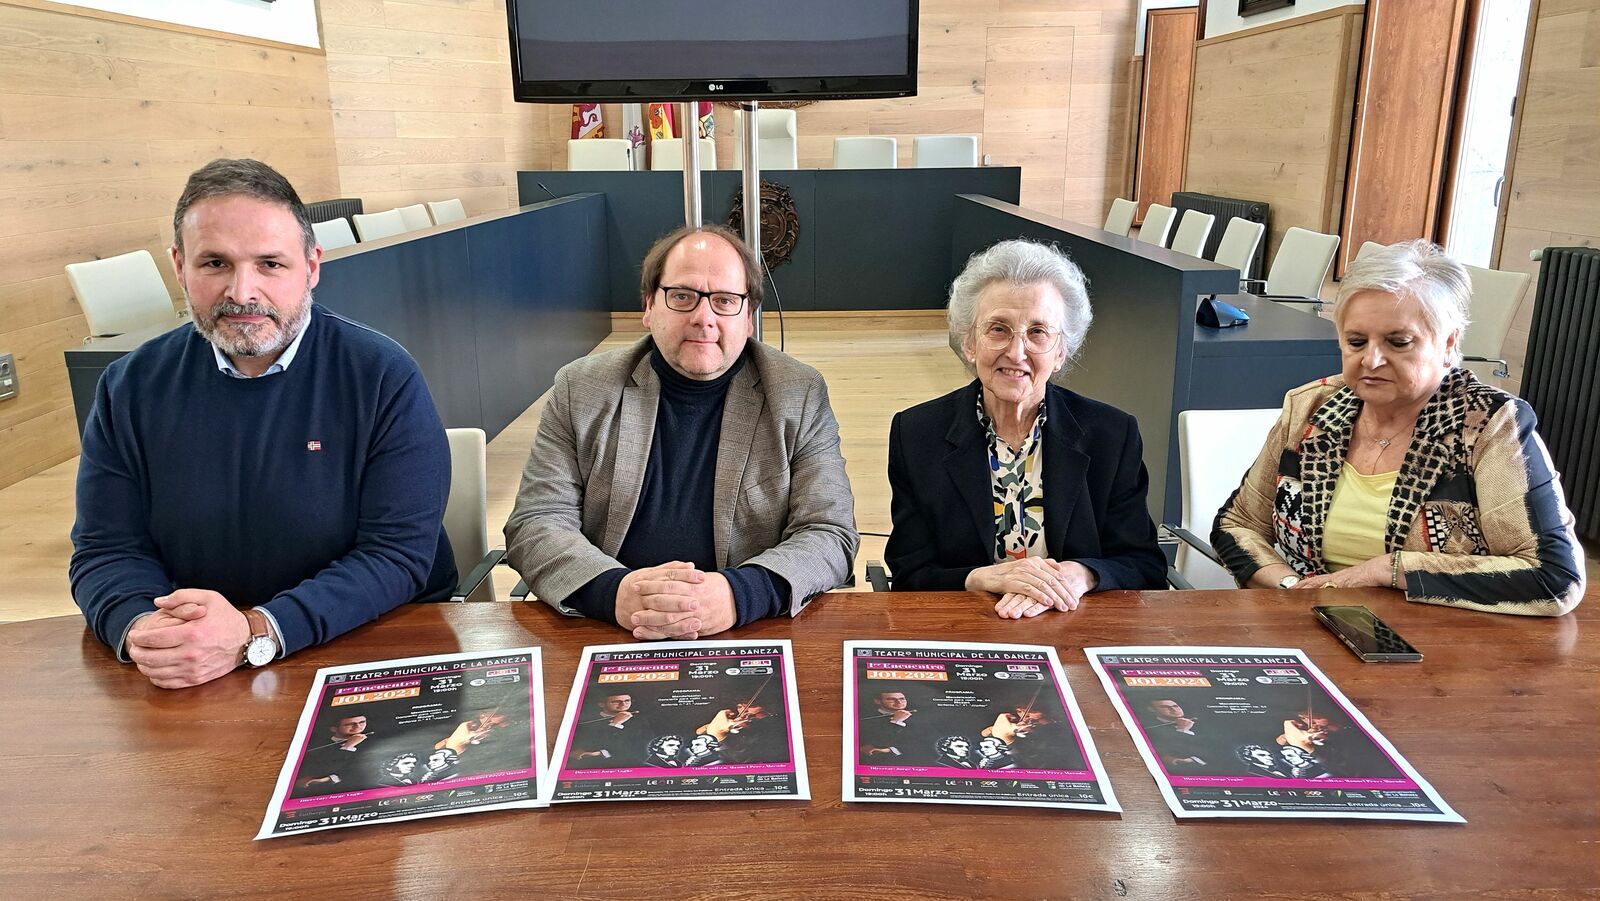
[563, 341, 789, 628]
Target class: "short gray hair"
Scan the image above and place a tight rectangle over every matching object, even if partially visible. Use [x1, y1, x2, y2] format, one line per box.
[947, 239, 1093, 374]
[172, 158, 315, 259]
[1334, 240, 1471, 365]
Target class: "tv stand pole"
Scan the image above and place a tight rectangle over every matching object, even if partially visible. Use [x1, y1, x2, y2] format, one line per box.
[739, 100, 763, 342]
[679, 101, 703, 228]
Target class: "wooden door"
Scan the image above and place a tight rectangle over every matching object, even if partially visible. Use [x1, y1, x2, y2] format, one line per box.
[1338, 0, 1470, 273]
[1132, 7, 1198, 225]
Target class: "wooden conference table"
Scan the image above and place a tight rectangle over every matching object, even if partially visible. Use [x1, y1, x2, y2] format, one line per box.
[2, 588, 1596, 898]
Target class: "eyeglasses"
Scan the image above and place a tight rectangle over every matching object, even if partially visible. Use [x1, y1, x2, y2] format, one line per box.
[977, 321, 1062, 353]
[659, 285, 748, 316]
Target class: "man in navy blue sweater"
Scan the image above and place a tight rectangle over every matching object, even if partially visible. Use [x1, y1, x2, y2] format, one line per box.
[69, 159, 455, 688]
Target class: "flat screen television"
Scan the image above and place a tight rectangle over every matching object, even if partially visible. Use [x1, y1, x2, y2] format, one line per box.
[505, 0, 918, 102]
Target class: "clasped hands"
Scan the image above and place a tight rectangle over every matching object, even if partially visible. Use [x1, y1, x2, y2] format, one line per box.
[615, 561, 737, 641]
[965, 557, 1097, 620]
[125, 588, 251, 689]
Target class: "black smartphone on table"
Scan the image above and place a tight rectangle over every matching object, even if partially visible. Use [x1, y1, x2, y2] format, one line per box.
[1313, 605, 1423, 662]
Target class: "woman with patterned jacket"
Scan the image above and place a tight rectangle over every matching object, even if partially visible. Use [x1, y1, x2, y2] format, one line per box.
[884, 240, 1167, 620]
[1213, 240, 1585, 615]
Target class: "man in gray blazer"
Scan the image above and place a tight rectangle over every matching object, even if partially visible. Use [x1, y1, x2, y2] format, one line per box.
[504, 224, 857, 639]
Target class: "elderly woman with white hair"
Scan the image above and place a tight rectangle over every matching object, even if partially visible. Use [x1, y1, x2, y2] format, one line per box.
[884, 239, 1166, 619]
[1213, 240, 1584, 614]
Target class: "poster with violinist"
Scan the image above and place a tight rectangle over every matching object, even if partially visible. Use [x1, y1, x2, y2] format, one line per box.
[1088, 646, 1464, 822]
[842, 641, 1120, 812]
[256, 648, 548, 839]
[542, 640, 809, 803]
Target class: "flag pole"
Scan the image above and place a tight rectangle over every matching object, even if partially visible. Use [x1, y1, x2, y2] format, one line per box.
[740, 100, 763, 343]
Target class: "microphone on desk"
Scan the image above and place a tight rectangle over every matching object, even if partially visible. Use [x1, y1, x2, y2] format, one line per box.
[1197, 295, 1250, 329]
[535, 181, 562, 202]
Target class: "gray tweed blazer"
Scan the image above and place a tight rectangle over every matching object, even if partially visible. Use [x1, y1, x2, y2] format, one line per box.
[504, 336, 858, 617]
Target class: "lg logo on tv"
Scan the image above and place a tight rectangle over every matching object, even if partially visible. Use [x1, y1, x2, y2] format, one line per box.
[707, 83, 724, 91]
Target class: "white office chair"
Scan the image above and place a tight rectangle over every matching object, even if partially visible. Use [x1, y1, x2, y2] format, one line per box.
[427, 198, 467, 225]
[444, 428, 503, 602]
[1103, 198, 1137, 236]
[312, 218, 357, 251]
[1355, 240, 1385, 261]
[732, 109, 799, 170]
[1168, 408, 1282, 589]
[650, 137, 717, 171]
[567, 138, 632, 171]
[1212, 218, 1265, 272]
[1252, 226, 1341, 305]
[1170, 210, 1216, 258]
[1462, 264, 1531, 381]
[396, 204, 432, 233]
[351, 209, 408, 242]
[1137, 203, 1178, 248]
[64, 250, 180, 338]
[832, 136, 897, 169]
[913, 135, 979, 168]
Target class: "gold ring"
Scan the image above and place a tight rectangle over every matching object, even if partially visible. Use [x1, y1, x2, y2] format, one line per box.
[1324, 582, 1338, 589]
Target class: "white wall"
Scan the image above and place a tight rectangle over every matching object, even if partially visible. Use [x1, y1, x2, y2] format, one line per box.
[1204, 0, 1363, 39]
[1135, 0, 1199, 55]
[50, 0, 321, 48]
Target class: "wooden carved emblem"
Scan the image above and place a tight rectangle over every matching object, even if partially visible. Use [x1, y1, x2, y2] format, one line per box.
[727, 181, 800, 267]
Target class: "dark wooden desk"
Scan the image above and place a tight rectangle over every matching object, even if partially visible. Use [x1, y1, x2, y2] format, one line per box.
[1189, 292, 1341, 410]
[520, 167, 1024, 313]
[3, 589, 1596, 898]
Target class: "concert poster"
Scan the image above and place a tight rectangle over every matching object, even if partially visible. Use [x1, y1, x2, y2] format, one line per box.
[1087, 646, 1464, 822]
[542, 640, 809, 803]
[256, 648, 548, 839]
[842, 640, 1120, 812]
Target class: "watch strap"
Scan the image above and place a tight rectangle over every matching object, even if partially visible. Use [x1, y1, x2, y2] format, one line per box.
[243, 608, 271, 642]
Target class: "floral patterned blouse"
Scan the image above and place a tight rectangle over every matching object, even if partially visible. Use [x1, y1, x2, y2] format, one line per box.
[977, 390, 1047, 562]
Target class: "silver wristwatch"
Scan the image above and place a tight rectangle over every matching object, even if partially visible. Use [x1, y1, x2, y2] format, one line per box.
[1277, 574, 1301, 589]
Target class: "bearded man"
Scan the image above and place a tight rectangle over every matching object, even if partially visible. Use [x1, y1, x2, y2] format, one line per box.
[69, 158, 455, 688]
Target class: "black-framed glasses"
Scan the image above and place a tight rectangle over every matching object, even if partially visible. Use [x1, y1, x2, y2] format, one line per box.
[659, 285, 748, 316]
[977, 321, 1062, 353]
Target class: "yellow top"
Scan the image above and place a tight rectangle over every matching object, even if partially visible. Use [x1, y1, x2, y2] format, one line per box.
[1322, 464, 1398, 570]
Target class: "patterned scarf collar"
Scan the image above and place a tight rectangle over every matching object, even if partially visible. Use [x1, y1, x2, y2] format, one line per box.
[1308, 367, 1480, 440]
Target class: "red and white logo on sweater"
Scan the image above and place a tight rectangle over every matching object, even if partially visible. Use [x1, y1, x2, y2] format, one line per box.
[306, 440, 322, 451]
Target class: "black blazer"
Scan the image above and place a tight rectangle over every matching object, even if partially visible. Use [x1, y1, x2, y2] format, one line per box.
[884, 380, 1166, 592]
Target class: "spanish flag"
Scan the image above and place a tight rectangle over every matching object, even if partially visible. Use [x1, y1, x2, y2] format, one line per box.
[647, 103, 676, 141]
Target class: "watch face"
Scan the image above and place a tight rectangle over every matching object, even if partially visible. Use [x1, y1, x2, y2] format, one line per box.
[246, 636, 276, 667]
[1279, 575, 1301, 589]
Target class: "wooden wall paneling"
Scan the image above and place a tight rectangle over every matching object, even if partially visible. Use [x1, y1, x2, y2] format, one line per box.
[1324, 11, 1363, 238]
[1336, 0, 1469, 274]
[1132, 7, 1198, 222]
[984, 27, 1074, 218]
[322, 0, 567, 218]
[0, 0, 340, 489]
[1491, 0, 1600, 389]
[701, 2, 1134, 226]
[1184, 6, 1365, 262]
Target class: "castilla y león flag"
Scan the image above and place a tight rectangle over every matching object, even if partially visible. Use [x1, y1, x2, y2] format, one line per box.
[571, 103, 604, 139]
